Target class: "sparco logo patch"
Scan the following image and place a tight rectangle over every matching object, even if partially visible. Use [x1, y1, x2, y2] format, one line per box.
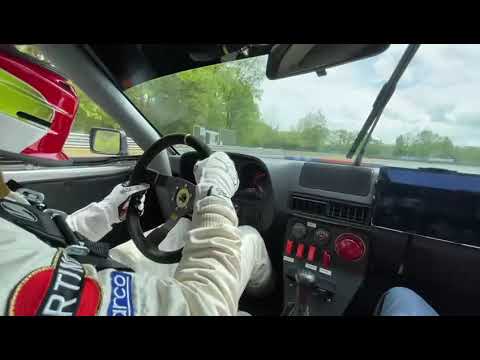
[8, 251, 102, 316]
[107, 271, 134, 316]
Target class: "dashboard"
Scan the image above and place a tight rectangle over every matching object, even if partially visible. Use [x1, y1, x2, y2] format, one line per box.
[232, 158, 274, 232]
[374, 167, 480, 246]
[237, 162, 270, 198]
[174, 151, 480, 315]
[177, 151, 274, 232]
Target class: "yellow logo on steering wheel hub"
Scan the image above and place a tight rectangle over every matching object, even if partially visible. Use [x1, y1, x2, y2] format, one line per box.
[175, 185, 192, 209]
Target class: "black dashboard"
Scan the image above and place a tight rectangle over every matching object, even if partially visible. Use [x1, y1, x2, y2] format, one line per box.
[374, 167, 480, 246]
[232, 158, 275, 232]
[177, 151, 275, 232]
[173, 151, 480, 315]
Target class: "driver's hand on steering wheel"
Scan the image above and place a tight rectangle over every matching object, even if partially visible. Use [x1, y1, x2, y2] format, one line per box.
[102, 182, 150, 223]
[193, 152, 239, 201]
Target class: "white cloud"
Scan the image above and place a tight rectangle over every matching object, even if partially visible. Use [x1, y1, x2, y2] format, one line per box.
[259, 44, 480, 147]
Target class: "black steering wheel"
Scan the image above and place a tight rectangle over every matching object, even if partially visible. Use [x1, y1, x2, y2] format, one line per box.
[126, 134, 211, 264]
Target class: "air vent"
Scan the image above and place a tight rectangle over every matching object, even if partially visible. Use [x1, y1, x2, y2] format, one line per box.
[328, 202, 369, 224]
[291, 195, 327, 216]
[290, 194, 370, 224]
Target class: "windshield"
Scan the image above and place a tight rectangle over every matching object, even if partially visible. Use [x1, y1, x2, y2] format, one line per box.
[124, 44, 480, 175]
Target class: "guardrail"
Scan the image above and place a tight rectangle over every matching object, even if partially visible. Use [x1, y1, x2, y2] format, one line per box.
[65, 132, 285, 157]
[65, 132, 142, 151]
[174, 144, 288, 158]
[65, 132, 342, 161]
[50, 133, 480, 175]
[65, 132, 346, 161]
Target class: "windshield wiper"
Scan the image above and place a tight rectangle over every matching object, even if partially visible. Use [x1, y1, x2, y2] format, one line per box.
[346, 44, 421, 165]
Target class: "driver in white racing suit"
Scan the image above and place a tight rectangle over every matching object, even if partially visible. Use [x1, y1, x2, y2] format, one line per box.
[0, 152, 274, 316]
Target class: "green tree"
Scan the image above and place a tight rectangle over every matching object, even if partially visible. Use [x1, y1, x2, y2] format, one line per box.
[126, 57, 268, 146]
[393, 135, 408, 157]
[392, 130, 455, 159]
[227, 56, 267, 99]
[15, 45, 121, 134]
[294, 110, 329, 151]
[327, 129, 357, 152]
[72, 85, 120, 133]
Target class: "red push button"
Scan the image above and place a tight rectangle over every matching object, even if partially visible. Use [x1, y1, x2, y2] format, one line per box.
[296, 243, 305, 259]
[285, 240, 294, 256]
[307, 245, 317, 262]
[322, 250, 332, 268]
[335, 233, 365, 262]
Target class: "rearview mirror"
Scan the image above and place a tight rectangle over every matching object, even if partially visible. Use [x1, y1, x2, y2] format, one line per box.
[266, 44, 390, 80]
[89, 127, 128, 156]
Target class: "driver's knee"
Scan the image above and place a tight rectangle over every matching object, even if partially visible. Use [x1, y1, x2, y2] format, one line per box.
[237, 310, 252, 316]
[238, 225, 274, 296]
[375, 287, 439, 316]
[239, 225, 269, 264]
[239, 225, 262, 243]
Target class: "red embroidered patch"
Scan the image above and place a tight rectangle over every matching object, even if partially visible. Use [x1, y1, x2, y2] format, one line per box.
[9, 265, 102, 316]
[76, 278, 103, 316]
[9, 268, 54, 316]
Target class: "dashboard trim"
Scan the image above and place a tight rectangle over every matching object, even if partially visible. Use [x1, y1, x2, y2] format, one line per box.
[289, 211, 373, 233]
[373, 225, 480, 251]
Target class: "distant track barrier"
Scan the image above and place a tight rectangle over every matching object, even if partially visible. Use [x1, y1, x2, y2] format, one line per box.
[65, 132, 287, 157]
[61, 132, 480, 174]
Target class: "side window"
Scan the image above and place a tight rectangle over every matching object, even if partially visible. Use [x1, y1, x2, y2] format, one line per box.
[65, 83, 143, 158]
[14, 45, 143, 158]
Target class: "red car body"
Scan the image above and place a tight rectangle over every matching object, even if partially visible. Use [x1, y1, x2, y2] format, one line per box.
[0, 49, 79, 160]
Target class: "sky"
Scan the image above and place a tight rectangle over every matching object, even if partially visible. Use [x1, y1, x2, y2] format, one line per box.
[259, 44, 480, 146]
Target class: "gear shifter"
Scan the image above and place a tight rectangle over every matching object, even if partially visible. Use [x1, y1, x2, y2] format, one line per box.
[284, 268, 337, 316]
[290, 269, 316, 316]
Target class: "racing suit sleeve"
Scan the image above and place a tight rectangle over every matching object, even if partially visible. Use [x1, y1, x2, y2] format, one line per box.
[173, 194, 241, 315]
[172, 151, 242, 314]
[120, 152, 242, 315]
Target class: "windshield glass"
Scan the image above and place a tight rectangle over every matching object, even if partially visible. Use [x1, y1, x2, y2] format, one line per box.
[124, 44, 480, 175]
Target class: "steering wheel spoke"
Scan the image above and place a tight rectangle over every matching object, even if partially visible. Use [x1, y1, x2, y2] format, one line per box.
[146, 217, 179, 247]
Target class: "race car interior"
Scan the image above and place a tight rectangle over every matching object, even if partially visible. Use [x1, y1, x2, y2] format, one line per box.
[3, 43, 480, 316]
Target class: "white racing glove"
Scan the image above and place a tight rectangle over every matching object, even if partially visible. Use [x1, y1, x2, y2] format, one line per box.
[193, 152, 239, 201]
[66, 182, 149, 242]
[101, 182, 150, 223]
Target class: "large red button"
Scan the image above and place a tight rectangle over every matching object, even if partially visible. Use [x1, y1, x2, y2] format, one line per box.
[335, 233, 365, 262]
[296, 243, 305, 259]
[307, 245, 317, 262]
[285, 240, 294, 256]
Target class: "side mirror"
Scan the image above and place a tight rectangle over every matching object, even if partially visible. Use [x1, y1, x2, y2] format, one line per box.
[89, 127, 128, 156]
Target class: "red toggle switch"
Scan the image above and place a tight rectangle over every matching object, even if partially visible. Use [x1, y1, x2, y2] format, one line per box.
[322, 250, 332, 268]
[296, 243, 305, 259]
[285, 240, 294, 256]
[307, 245, 317, 262]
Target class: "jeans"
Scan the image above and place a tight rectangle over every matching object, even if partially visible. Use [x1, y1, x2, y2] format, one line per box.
[376, 287, 439, 316]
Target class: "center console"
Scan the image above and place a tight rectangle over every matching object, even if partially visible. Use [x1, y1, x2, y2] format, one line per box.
[282, 216, 369, 315]
[279, 162, 376, 316]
